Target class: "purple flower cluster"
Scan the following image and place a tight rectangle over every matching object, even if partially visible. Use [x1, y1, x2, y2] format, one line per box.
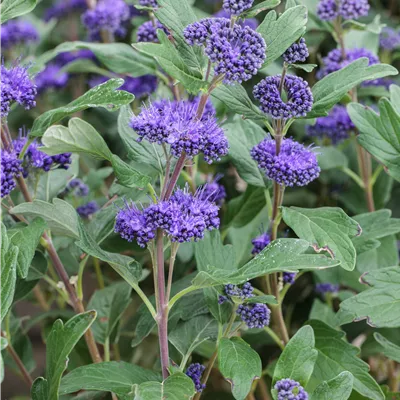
[283, 38, 309, 64]
[1, 20, 39, 50]
[44, 0, 87, 21]
[82, 0, 130, 40]
[251, 138, 320, 187]
[139, 0, 158, 6]
[317, 0, 369, 21]
[1, 61, 37, 118]
[55, 49, 97, 65]
[198, 175, 226, 205]
[130, 100, 228, 164]
[251, 232, 271, 255]
[222, 0, 254, 15]
[306, 105, 354, 144]
[219, 282, 255, 304]
[186, 363, 206, 392]
[90, 75, 157, 98]
[13, 136, 71, 176]
[184, 18, 266, 84]
[1, 150, 22, 198]
[67, 178, 89, 197]
[77, 201, 99, 218]
[380, 27, 400, 51]
[137, 21, 168, 43]
[237, 303, 271, 328]
[274, 379, 309, 400]
[253, 75, 313, 119]
[115, 187, 220, 246]
[315, 282, 339, 294]
[283, 272, 296, 284]
[35, 64, 69, 93]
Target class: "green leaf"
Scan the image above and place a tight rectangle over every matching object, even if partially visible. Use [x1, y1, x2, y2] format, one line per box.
[133, 373, 196, 400]
[60, 361, 160, 397]
[348, 99, 400, 182]
[337, 266, 400, 328]
[30, 79, 134, 137]
[39, 311, 97, 400]
[33, 41, 156, 76]
[31, 378, 48, 400]
[75, 219, 143, 287]
[390, 84, 400, 114]
[310, 371, 354, 400]
[309, 59, 398, 118]
[373, 333, 400, 363]
[88, 282, 132, 344]
[257, 6, 308, 66]
[281, 207, 360, 271]
[1, 224, 18, 322]
[10, 199, 79, 238]
[169, 315, 218, 357]
[1, 0, 37, 24]
[290, 63, 318, 72]
[0, 337, 8, 383]
[309, 320, 384, 400]
[242, 0, 281, 17]
[309, 299, 337, 328]
[317, 147, 348, 170]
[133, 31, 207, 94]
[41, 118, 150, 188]
[212, 85, 265, 121]
[224, 186, 266, 228]
[9, 218, 46, 278]
[218, 337, 262, 400]
[272, 326, 317, 388]
[193, 239, 340, 287]
[222, 117, 267, 187]
[246, 295, 277, 305]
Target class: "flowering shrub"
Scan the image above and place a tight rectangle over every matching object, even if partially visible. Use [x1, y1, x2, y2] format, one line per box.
[1, 0, 400, 399]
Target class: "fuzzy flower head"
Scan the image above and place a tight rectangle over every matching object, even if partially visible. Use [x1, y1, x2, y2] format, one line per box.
[35, 64, 69, 93]
[274, 379, 309, 400]
[67, 178, 89, 197]
[253, 75, 313, 120]
[45, 0, 87, 21]
[306, 105, 354, 144]
[315, 282, 339, 295]
[1, 19, 39, 50]
[186, 363, 206, 392]
[219, 282, 254, 304]
[137, 21, 168, 43]
[184, 18, 266, 84]
[1, 149, 23, 198]
[283, 38, 309, 64]
[130, 100, 228, 164]
[380, 27, 400, 51]
[198, 175, 226, 205]
[1, 61, 37, 118]
[283, 272, 296, 285]
[82, 0, 130, 40]
[317, 0, 369, 20]
[251, 138, 320, 187]
[223, 0, 254, 15]
[251, 232, 271, 255]
[77, 201, 99, 219]
[237, 303, 271, 328]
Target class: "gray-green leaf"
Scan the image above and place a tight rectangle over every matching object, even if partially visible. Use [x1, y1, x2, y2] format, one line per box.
[310, 371, 354, 400]
[373, 333, 400, 363]
[1, 0, 37, 24]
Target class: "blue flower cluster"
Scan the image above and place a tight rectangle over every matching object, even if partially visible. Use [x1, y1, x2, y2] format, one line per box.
[130, 100, 228, 164]
[139, 0, 158, 6]
[77, 201, 99, 218]
[1, 150, 23, 198]
[184, 18, 266, 84]
[253, 75, 313, 119]
[306, 105, 354, 144]
[115, 187, 220, 246]
[283, 272, 296, 284]
[13, 136, 71, 177]
[251, 138, 320, 187]
[44, 0, 87, 21]
[1, 19, 39, 50]
[219, 282, 255, 304]
[283, 38, 309, 64]
[223, 0, 254, 15]
[67, 178, 90, 197]
[1, 61, 37, 118]
[315, 282, 339, 294]
[251, 232, 271, 255]
[274, 379, 309, 400]
[198, 175, 226, 205]
[82, 0, 130, 40]
[237, 303, 271, 328]
[137, 21, 168, 43]
[35, 64, 69, 94]
[317, 0, 369, 21]
[186, 363, 206, 392]
[380, 27, 400, 51]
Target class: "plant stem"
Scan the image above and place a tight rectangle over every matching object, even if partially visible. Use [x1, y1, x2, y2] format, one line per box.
[264, 326, 285, 350]
[166, 242, 179, 302]
[93, 257, 105, 289]
[104, 337, 110, 362]
[155, 229, 169, 379]
[1, 332, 33, 388]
